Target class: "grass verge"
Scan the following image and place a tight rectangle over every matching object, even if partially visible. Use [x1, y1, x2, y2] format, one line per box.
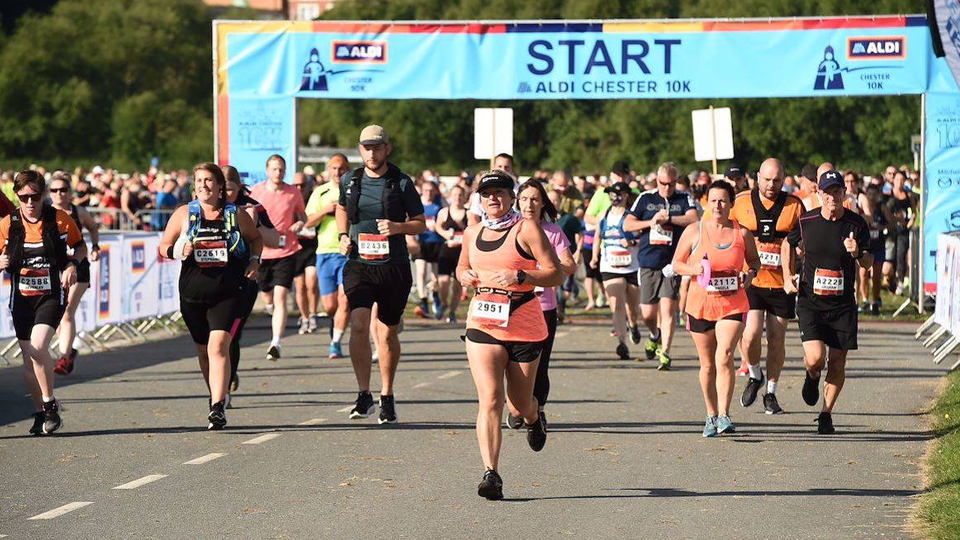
[915, 369, 960, 539]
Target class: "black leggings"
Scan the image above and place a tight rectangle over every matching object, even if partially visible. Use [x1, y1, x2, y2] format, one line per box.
[229, 279, 260, 383]
[534, 308, 558, 407]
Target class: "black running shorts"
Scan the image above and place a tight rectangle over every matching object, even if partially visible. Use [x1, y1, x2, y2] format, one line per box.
[746, 287, 796, 320]
[687, 312, 746, 334]
[258, 255, 297, 292]
[12, 293, 66, 340]
[796, 301, 858, 351]
[342, 260, 413, 326]
[180, 296, 242, 345]
[464, 328, 543, 363]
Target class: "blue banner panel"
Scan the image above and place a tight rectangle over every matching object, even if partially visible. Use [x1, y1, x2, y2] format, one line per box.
[223, 19, 931, 101]
[227, 96, 296, 185]
[924, 89, 960, 292]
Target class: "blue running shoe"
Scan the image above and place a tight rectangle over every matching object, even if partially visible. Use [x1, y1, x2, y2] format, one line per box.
[329, 342, 343, 359]
[703, 415, 718, 438]
[717, 415, 736, 434]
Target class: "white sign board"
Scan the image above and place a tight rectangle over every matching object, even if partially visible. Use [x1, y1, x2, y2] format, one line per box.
[474, 108, 513, 160]
[692, 107, 734, 162]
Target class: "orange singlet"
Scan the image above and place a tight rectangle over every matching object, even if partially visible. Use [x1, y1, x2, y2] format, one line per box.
[685, 221, 750, 321]
[464, 220, 547, 343]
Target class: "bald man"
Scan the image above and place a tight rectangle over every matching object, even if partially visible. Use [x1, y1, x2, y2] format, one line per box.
[730, 158, 805, 414]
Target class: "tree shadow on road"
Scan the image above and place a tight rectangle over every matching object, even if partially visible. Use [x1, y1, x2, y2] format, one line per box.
[502, 486, 920, 503]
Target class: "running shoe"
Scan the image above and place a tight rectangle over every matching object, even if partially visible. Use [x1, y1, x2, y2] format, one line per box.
[702, 415, 718, 438]
[207, 401, 227, 430]
[871, 302, 881, 316]
[506, 413, 523, 430]
[29, 412, 43, 436]
[584, 301, 595, 311]
[329, 342, 343, 359]
[616, 342, 630, 360]
[54, 355, 74, 376]
[265, 303, 274, 315]
[610, 329, 619, 338]
[802, 371, 820, 406]
[525, 412, 547, 452]
[349, 391, 376, 419]
[629, 324, 642, 345]
[308, 317, 318, 334]
[432, 292, 442, 318]
[763, 393, 784, 415]
[736, 359, 749, 377]
[644, 335, 661, 361]
[656, 350, 672, 371]
[378, 395, 398, 425]
[266, 345, 281, 362]
[716, 415, 736, 434]
[445, 314, 458, 325]
[477, 469, 504, 501]
[41, 399, 62, 435]
[434, 305, 445, 321]
[596, 295, 605, 308]
[740, 370, 765, 407]
[816, 411, 836, 434]
[858, 301, 868, 313]
[299, 318, 311, 335]
[415, 299, 429, 319]
[230, 373, 240, 392]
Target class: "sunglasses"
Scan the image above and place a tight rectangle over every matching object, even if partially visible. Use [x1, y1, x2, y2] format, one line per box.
[50, 187, 70, 194]
[17, 192, 43, 203]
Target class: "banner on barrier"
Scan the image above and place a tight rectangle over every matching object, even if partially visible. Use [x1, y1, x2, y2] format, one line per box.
[0, 232, 180, 340]
[924, 89, 960, 293]
[935, 234, 960, 335]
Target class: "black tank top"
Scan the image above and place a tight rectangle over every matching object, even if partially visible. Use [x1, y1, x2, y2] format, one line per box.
[443, 207, 467, 233]
[68, 204, 81, 229]
[179, 218, 246, 303]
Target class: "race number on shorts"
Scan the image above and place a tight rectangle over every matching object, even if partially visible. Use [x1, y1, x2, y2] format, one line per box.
[813, 268, 844, 296]
[358, 233, 389, 261]
[470, 292, 510, 327]
[605, 247, 632, 268]
[194, 240, 228, 268]
[19, 268, 52, 296]
[650, 225, 673, 246]
[758, 242, 782, 269]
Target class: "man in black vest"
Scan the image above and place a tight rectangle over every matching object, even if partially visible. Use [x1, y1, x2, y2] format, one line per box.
[336, 125, 425, 425]
[730, 158, 805, 415]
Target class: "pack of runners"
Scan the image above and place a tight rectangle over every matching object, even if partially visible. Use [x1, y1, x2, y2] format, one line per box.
[9, 128, 886, 501]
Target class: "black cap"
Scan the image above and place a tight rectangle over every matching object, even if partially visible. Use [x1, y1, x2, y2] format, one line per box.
[476, 170, 514, 193]
[724, 164, 744, 179]
[605, 182, 631, 196]
[818, 169, 844, 191]
[800, 163, 818, 181]
[611, 161, 630, 177]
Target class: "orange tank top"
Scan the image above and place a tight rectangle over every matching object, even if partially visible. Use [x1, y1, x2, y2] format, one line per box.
[685, 220, 750, 321]
[465, 220, 547, 342]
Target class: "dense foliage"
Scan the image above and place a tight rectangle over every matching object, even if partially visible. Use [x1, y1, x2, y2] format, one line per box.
[0, 0, 923, 174]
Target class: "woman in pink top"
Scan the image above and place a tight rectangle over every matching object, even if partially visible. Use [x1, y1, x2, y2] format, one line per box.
[504, 180, 579, 429]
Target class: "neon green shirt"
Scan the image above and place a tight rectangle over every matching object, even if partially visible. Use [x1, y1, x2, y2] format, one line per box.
[306, 182, 341, 254]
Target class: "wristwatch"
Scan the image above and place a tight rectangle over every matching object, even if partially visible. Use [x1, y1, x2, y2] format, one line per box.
[250, 255, 261, 262]
[338, 232, 349, 239]
[517, 269, 527, 285]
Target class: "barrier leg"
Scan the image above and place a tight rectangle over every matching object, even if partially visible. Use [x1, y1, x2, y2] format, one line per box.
[892, 298, 914, 318]
[915, 316, 937, 340]
[933, 337, 960, 371]
[924, 326, 950, 349]
[934, 337, 960, 364]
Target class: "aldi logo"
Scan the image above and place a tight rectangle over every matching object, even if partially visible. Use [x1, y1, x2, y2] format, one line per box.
[131, 241, 146, 273]
[847, 37, 906, 60]
[332, 40, 387, 64]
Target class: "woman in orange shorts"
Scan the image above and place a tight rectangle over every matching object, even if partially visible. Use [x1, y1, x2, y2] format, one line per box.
[672, 181, 760, 437]
[457, 170, 564, 500]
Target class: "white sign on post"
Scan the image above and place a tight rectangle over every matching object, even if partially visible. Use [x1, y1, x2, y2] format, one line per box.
[474, 108, 513, 160]
[691, 107, 734, 163]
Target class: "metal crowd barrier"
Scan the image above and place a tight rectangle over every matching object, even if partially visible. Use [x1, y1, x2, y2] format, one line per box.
[914, 232, 960, 371]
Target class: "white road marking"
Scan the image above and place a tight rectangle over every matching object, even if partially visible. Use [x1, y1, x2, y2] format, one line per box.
[437, 371, 462, 380]
[28, 502, 94, 520]
[297, 418, 327, 426]
[242, 433, 281, 445]
[337, 406, 354, 412]
[113, 474, 168, 490]
[183, 453, 227, 465]
[555, 331, 569, 338]
[412, 382, 431, 389]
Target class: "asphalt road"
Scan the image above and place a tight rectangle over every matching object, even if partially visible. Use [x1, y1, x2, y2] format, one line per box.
[0, 316, 937, 540]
